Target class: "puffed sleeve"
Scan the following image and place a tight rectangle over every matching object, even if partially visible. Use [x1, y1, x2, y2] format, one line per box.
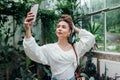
[23, 36, 49, 65]
[75, 29, 95, 57]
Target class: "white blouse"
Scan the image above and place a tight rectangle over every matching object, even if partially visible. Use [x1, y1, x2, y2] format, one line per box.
[23, 29, 95, 79]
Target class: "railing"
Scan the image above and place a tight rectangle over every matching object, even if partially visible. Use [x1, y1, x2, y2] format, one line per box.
[93, 51, 120, 61]
[92, 51, 120, 79]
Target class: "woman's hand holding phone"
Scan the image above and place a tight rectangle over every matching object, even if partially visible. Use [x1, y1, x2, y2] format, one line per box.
[24, 12, 34, 30]
[24, 4, 39, 39]
[24, 4, 39, 30]
[24, 12, 34, 38]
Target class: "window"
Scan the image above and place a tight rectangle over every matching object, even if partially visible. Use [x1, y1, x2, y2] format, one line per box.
[85, 0, 120, 52]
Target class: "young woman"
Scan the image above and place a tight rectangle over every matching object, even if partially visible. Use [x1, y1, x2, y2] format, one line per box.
[23, 12, 95, 80]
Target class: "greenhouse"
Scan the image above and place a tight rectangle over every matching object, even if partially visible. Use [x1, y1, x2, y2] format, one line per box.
[0, 0, 120, 80]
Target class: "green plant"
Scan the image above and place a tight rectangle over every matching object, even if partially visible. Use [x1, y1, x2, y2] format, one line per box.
[15, 67, 38, 80]
[0, 0, 43, 80]
[80, 49, 99, 80]
[38, 9, 58, 44]
[87, 22, 103, 43]
[56, 0, 89, 27]
[87, 22, 101, 34]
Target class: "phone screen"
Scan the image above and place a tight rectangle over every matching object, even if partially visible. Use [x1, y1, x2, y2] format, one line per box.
[30, 4, 39, 22]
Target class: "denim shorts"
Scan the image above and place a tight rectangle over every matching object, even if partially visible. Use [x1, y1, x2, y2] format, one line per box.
[51, 76, 76, 80]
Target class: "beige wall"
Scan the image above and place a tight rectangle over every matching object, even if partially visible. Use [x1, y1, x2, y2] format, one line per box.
[92, 51, 120, 78]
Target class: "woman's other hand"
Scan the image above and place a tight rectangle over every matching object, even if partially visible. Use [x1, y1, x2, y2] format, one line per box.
[72, 23, 80, 33]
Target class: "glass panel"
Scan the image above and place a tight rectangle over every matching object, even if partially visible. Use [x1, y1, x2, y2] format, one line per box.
[106, 0, 120, 8]
[92, 14, 104, 51]
[106, 9, 120, 52]
[91, 0, 104, 11]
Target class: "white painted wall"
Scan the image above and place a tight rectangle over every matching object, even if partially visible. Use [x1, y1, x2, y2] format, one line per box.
[99, 59, 120, 79]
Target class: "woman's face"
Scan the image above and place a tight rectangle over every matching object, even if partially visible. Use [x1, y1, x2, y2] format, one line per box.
[56, 21, 71, 39]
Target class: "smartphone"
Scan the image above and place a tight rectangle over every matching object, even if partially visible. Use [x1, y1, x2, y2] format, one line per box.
[30, 4, 39, 22]
[68, 28, 76, 44]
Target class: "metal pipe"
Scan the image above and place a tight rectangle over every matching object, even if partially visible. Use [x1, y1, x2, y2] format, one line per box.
[86, 5, 120, 16]
[103, 0, 107, 51]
